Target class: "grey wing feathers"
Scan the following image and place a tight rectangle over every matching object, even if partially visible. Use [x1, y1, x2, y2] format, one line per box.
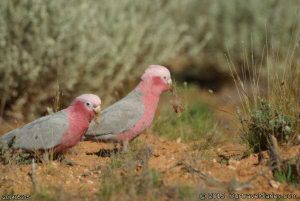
[0, 110, 68, 150]
[85, 90, 144, 139]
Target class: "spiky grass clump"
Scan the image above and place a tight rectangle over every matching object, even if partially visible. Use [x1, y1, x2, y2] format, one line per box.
[229, 35, 300, 151]
[229, 33, 300, 185]
[273, 162, 300, 185]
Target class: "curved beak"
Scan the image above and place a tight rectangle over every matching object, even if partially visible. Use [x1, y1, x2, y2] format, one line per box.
[168, 79, 173, 92]
[93, 106, 101, 114]
[93, 106, 101, 124]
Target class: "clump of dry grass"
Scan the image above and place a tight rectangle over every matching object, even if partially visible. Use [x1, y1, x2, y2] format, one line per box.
[228, 38, 300, 152]
[229, 33, 300, 185]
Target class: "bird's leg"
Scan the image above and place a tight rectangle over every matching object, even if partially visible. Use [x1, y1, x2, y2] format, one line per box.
[42, 152, 50, 164]
[56, 154, 77, 166]
[121, 140, 129, 153]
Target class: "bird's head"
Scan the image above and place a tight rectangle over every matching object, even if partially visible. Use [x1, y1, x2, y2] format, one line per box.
[140, 65, 173, 95]
[72, 94, 101, 123]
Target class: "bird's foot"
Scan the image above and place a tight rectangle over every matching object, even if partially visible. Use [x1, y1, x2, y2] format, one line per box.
[121, 140, 129, 153]
[61, 159, 77, 166]
[41, 152, 50, 164]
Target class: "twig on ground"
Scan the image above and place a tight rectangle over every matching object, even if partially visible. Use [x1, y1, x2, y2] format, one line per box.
[180, 162, 254, 192]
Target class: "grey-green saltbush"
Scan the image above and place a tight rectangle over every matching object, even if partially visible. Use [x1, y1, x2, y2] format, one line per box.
[1, 0, 299, 119]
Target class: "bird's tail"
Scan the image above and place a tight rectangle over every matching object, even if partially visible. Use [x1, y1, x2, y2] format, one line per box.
[0, 131, 16, 151]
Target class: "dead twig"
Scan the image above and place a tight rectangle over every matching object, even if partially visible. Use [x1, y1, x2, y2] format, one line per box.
[267, 134, 282, 171]
[180, 162, 254, 192]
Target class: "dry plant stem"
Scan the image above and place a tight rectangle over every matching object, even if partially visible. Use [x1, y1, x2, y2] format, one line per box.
[122, 140, 129, 153]
[28, 158, 38, 192]
[297, 157, 300, 176]
[170, 82, 185, 115]
[268, 135, 282, 171]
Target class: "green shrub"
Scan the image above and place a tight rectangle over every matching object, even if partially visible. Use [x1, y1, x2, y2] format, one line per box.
[239, 100, 296, 152]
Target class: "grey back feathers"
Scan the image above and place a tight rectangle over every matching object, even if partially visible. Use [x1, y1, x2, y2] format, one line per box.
[0, 110, 68, 150]
[85, 89, 144, 140]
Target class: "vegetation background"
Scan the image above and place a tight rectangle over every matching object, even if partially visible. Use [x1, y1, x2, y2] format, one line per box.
[0, 0, 299, 120]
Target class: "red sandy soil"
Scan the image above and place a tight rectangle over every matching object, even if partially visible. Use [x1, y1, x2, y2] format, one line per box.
[0, 87, 299, 201]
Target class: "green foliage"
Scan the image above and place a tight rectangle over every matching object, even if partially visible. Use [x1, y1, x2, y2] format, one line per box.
[240, 100, 295, 152]
[154, 86, 216, 142]
[273, 163, 300, 185]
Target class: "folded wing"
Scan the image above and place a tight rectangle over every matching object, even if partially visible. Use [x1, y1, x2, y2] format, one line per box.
[85, 90, 144, 140]
[0, 110, 68, 150]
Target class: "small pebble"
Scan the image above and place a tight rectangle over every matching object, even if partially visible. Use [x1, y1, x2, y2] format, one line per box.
[228, 159, 240, 166]
[153, 153, 160, 157]
[269, 180, 280, 189]
[87, 180, 94, 184]
[228, 165, 236, 170]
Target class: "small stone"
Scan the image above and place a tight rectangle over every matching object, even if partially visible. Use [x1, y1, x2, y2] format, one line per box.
[153, 153, 160, 157]
[228, 165, 236, 170]
[87, 180, 94, 184]
[212, 159, 217, 163]
[269, 180, 280, 189]
[82, 171, 91, 177]
[176, 138, 182, 143]
[228, 159, 240, 166]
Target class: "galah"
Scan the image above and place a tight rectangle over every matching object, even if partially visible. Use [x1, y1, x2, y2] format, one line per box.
[0, 94, 101, 154]
[85, 65, 172, 152]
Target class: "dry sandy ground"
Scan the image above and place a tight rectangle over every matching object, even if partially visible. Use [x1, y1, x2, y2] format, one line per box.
[0, 134, 299, 201]
[0, 87, 299, 201]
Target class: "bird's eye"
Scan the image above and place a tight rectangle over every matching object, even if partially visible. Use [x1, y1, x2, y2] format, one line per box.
[86, 102, 91, 107]
[163, 76, 167, 80]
